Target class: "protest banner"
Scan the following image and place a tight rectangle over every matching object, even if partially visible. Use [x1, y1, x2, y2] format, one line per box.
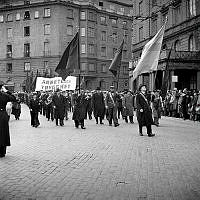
[35, 76, 77, 91]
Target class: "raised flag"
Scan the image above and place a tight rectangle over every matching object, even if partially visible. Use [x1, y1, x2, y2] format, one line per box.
[55, 32, 79, 80]
[109, 40, 124, 77]
[132, 20, 167, 80]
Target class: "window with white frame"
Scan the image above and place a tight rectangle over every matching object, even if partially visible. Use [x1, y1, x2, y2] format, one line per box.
[81, 63, 86, 72]
[0, 15, 3, 22]
[189, 0, 196, 16]
[7, 28, 13, 38]
[16, 13, 20, 21]
[88, 27, 95, 37]
[89, 63, 95, 72]
[101, 46, 106, 57]
[101, 64, 107, 73]
[44, 8, 51, 17]
[7, 14, 13, 22]
[24, 62, 31, 72]
[100, 16, 106, 24]
[88, 44, 95, 54]
[80, 11, 86, 20]
[44, 24, 50, 35]
[111, 19, 117, 26]
[67, 9, 73, 19]
[81, 27, 86, 36]
[35, 11, 39, 18]
[81, 44, 86, 54]
[101, 31, 106, 41]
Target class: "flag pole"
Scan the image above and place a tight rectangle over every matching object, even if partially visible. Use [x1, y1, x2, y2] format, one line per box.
[77, 17, 81, 94]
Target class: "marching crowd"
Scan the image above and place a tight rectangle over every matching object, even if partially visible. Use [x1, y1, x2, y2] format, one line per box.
[1, 82, 200, 157]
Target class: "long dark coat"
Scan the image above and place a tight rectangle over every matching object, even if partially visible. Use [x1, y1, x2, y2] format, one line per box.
[0, 91, 16, 146]
[72, 94, 87, 121]
[52, 94, 66, 120]
[91, 92, 105, 118]
[136, 92, 153, 126]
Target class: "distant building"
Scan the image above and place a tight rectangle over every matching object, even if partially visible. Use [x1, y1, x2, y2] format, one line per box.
[130, 0, 200, 91]
[0, 0, 133, 92]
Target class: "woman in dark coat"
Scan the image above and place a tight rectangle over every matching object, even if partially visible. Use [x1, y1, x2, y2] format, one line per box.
[72, 90, 87, 129]
[12, 97, 21, 120]
[91, 87, 105, 124]
[135, 85, 155, 137]
[0, 84, 16, 157]
[29, 93, 40, 128]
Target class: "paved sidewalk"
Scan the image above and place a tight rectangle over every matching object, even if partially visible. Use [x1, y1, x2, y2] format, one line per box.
[0, 104, 200, 200]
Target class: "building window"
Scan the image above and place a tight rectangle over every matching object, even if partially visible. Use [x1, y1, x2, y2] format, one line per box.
[101, 31, 106, 41]
[110, 5, 115, 11]
[101, 46, 106, 57]
[139, 26, 143, 41]
[139, 1, 143, 15]
[6, 63, 12, 73]
[88, 44, 95, 54]
[44, 24, 50, 35]
[16, 13, 20, 21]
[24, 62, 31, 72]
[0, 15, 4, 23]
[81, 63, 86, 72]
[24, 43, 30, 57]
[112, 32, 117, 43]
[122, 21, 127, 29]
[88, 27, 95, 37]
[80, 11, 86, 20]
[99, 80, 106, 89]
[81, 44, 86, 54]
[101, 64, 107, 73]
[99, 1, 103, 6]
[7, 45, 12, 58]
[7, 28, 13, 38]
[67, 9, 73, 19]
[188, 35, 196, 51]
[35, 11, 39, 19]
[44, 42, 50, 56]
[67, 25, 73, 36]
[151, 18, 157, 36]
[119, 7, 125, 13]
[88, 12, 95, 21]
[44, 8, 51, 17]
[187, 0, 196, 17]
[24, 11, 30, 20]
[174, 40, 181, 51]
[24, 26, 30, 37]
[89, 63, 95, 72]
[111, 19, 117, 27]
[7, 14, 13, 22]
[123, 50, 128, 59]
[81, 27, 86, 37]
[100, 16, 106, 25]
[172, 6, 181, 25]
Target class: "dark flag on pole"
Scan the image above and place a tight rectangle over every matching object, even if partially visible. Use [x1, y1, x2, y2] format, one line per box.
[109, 40, 124, 77]
[161, 46, 173, 98]
[55, 32, 79, 80]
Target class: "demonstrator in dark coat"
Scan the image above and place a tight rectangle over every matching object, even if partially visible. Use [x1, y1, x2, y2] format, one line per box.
[91, 87, 105, 124]
[136, 84, 155, 137]
[0, 84, 16, 157]
[72, 90, 87, 129]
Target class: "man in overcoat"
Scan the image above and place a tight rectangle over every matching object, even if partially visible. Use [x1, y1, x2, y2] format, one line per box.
[135, 84, 155, 137]
[72, 90, 87, 129]
[0, 84, 16, 157]
[105, 86, 120, 127]
[52, 89, 66, 126]
[91, 87, 105, 124]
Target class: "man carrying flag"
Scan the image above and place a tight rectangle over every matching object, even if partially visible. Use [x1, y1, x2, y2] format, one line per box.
[132, 19, 167, 81]
[55, 32, 79, 80]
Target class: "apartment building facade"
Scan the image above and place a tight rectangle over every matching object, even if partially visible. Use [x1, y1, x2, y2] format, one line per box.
[130, 0, 200, 91]
[0, 0, 133, 92]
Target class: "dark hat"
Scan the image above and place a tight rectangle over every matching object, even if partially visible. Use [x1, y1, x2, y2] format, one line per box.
[96, 87, 101, 90]
[56, 88, 61, 92]
[138, 84, 147, 91]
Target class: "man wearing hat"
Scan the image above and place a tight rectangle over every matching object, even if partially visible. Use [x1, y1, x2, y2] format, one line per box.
[135, 84, 155, 137]
[52, 88, 66, 126]
[91, 87, 105, 124]
[0, 83, 16, 157]
[105, 85, 120, 127]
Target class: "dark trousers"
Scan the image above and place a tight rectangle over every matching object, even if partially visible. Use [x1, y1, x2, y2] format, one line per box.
[74, 119, 84, 128]
[0, 146, 7, 156]
[107, 107, 118, 125]
[30, 111, 40, 127]
[124, 116, 133, 123]
[56, 118, 64, 126]
[95, 117, 103, 124]
[139, 125, 152, 135]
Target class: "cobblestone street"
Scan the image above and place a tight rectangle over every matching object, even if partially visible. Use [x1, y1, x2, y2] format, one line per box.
[0, 104, 200, 200]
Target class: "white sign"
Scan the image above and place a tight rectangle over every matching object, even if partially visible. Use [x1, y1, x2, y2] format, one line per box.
[172, 75, 178, 82]
[35, 76, 77, 91]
